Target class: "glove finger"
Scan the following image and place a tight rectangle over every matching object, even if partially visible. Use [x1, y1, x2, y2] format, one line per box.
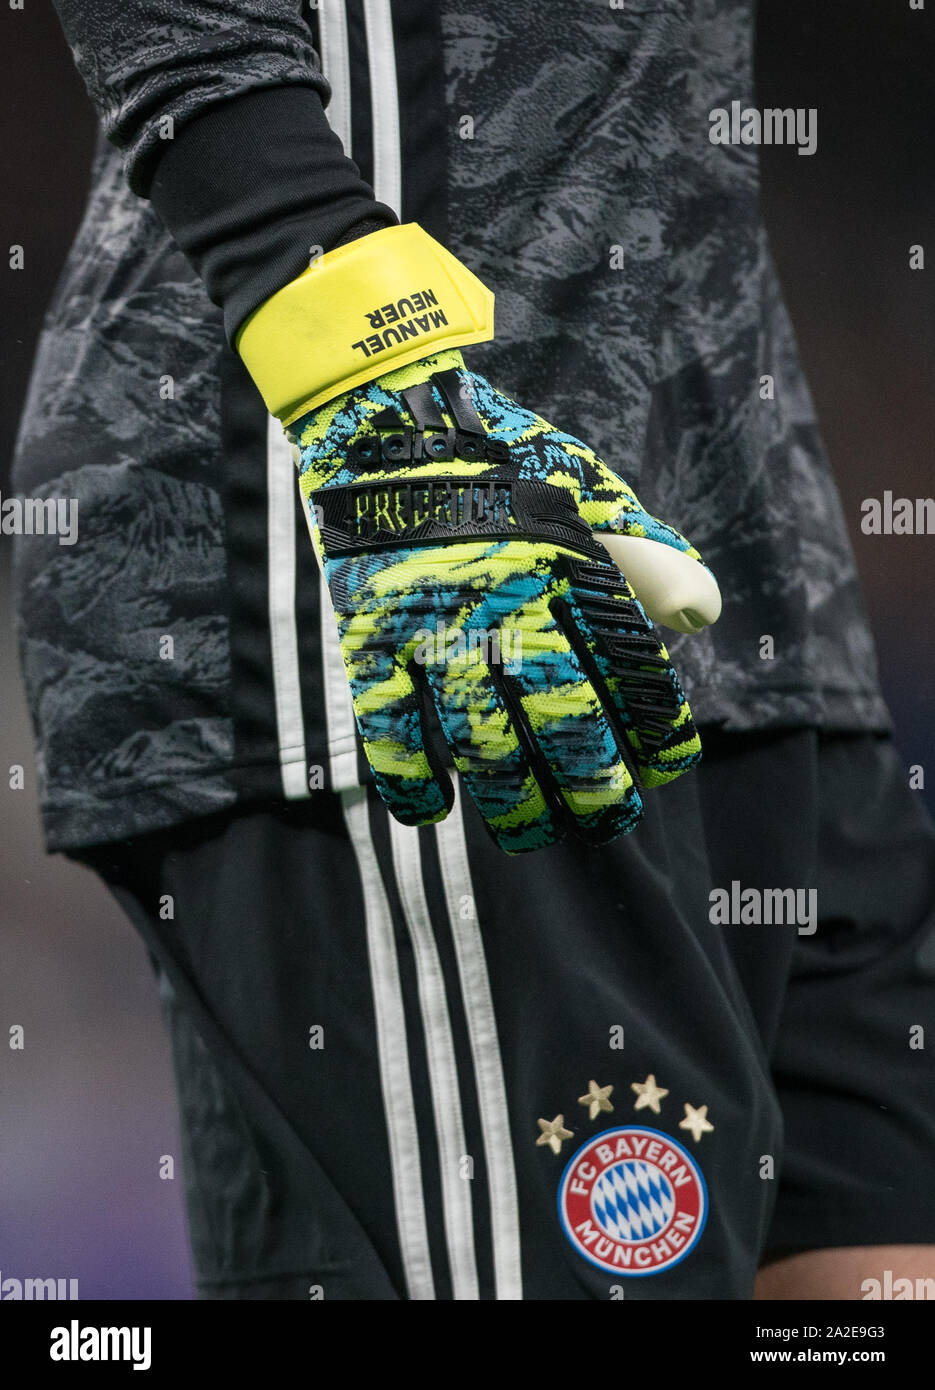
[338, 605, 453, 826]
[497, 592, 644, 844]
[422, 646, 559, 855]
[556, 554, 702, 788]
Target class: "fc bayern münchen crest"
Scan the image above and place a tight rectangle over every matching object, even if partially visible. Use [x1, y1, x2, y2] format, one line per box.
[558, 1126, 707, 1277]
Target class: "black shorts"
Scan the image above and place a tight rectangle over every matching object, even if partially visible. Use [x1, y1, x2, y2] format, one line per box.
[77, 729, 935, 1299]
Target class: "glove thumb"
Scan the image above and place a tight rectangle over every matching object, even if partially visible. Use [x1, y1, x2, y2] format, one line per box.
[595, 532, 722, 635]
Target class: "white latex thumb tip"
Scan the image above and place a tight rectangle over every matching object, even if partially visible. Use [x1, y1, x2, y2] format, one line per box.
[595, 531, 722, 634]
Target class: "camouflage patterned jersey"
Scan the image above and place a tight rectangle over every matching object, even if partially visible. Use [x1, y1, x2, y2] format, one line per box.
[13, 0, 888, 852]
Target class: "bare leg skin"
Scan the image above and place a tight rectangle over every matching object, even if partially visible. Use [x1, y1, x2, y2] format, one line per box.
[755, 1247, 935, 1300]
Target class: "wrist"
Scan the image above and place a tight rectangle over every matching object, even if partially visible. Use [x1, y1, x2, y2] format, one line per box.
[236, 224, 494, 425]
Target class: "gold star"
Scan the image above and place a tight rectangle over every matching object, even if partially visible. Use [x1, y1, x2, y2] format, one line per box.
[631, 1074, 669, 1114]
[578, 1080, 615, 1120]
[679, 1103, 714, 1143]
[536, 1115, 574, 1155]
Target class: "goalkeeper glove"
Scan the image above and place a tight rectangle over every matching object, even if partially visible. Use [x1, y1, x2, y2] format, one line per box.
[238, 224, 720, 854]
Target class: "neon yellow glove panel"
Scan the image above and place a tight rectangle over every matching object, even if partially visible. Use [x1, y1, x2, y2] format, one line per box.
[236, 224, 494, 424]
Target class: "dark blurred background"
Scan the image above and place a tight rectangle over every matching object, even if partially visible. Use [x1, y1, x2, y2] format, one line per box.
[1, 1, 933, 1299]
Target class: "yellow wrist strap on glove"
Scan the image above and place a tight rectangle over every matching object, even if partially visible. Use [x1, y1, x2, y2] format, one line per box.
[235, 222, 495, 425]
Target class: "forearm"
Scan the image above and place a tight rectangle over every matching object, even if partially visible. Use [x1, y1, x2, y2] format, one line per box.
[52, 0, 397, 339]
[149, 86, 396, 341]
